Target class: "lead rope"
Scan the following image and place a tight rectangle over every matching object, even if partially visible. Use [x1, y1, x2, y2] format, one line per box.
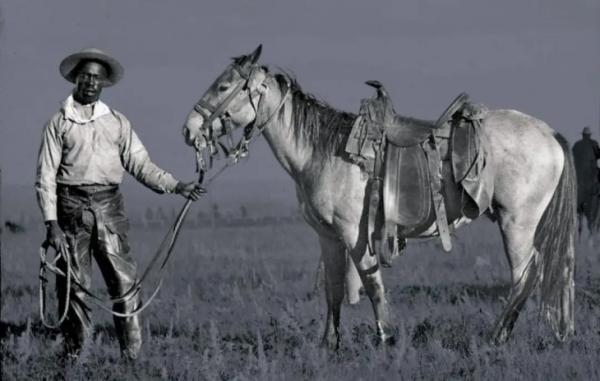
[39, 243, 71, 328]
[38, 185, 194, 324]
[38, 175, 200, 325]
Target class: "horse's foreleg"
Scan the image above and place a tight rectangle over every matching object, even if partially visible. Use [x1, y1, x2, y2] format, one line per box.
[319, 235, 346, 349]
[345, 256, 362, 304]
[347, 246, 395, 345]
[314, 253, 362, 304]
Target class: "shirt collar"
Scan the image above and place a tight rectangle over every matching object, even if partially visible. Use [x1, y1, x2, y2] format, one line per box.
[61, 94, 111, 124]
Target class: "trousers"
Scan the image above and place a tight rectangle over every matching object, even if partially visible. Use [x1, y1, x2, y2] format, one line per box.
[55, 184, 141, 358]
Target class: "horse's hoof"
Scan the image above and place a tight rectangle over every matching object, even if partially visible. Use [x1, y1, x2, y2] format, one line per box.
[375, 322, 397, 347]
[375, 333, 397, 347]
[320, 336, 340, 351]
[489, 329, 509, 346]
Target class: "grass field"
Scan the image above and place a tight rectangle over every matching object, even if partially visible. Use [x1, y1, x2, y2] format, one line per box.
[1, 219, 599, 380]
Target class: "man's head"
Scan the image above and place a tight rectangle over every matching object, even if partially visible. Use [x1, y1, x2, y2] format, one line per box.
[59, 48, 124, 104]
[582, 126, 592, 137]
[72, 60, 107, 104]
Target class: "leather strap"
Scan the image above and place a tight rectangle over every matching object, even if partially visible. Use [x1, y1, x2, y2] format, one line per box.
[424, 137, 452, 252]
[360, 262, 380, 276]
[195, 100, 217, 114]
[367, 137, 385, 255]
[197, 78, 248, 133]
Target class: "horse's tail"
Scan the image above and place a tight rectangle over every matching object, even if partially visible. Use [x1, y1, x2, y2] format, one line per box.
[534, 132, 577, 341]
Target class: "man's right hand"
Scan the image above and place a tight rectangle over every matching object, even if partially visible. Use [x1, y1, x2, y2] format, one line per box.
[175, 181, 206, 201]
[45, 220, 69, 253]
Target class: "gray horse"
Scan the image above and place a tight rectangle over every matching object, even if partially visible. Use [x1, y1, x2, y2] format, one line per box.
[182, 46, 576, 347]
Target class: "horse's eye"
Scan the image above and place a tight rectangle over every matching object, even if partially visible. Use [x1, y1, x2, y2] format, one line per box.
[218, 84, 230, 92]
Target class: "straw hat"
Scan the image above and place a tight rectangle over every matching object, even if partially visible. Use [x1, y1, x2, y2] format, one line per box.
[59, 47, 124, 87]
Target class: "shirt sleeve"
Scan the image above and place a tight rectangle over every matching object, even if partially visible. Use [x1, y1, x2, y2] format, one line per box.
[118, 115, 179, 194]
[35, 117, 62, 221]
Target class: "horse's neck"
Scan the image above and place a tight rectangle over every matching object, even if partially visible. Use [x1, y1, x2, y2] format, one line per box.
[260, 80, 314, 179]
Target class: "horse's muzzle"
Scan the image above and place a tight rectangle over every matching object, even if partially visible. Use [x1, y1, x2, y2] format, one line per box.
[182, 125, 196, 146]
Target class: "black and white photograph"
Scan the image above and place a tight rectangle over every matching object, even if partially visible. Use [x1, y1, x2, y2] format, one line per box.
[1, 1, 599, 379]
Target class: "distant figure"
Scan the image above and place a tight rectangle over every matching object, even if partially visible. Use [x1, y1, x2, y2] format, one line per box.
[572, 126, 600, 233]
[4, 221, 26, 233]
[35, 48, 206, 360]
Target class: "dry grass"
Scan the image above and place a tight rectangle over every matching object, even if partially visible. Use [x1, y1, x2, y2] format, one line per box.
[2, 220, 599, 380]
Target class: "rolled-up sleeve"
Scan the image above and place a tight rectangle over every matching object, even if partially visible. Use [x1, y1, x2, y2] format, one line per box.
[35, 118, 62, 221]
[119, 116, 179, 194]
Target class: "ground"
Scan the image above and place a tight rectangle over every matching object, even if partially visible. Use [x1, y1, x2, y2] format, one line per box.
[1, 219, 599, 380]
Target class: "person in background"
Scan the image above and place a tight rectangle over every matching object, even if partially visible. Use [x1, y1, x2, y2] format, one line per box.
[572, 126, 600, 234]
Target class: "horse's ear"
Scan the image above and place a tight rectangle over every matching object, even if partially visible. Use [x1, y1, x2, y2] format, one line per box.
[249, 44, 262, 64]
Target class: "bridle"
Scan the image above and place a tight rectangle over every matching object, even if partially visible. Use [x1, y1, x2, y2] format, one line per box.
[191, 63, 290, 173]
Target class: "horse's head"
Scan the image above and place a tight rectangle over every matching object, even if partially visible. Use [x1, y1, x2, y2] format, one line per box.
[182, 45, 269, 157]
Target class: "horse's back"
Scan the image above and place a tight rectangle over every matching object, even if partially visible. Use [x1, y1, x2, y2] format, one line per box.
[483, 109, 558, 146]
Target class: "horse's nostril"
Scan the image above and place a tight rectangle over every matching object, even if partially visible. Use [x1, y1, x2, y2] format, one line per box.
[182, 126, 194, 146]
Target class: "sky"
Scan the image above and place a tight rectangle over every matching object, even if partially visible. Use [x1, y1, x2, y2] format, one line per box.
[0, 0, 598, 213]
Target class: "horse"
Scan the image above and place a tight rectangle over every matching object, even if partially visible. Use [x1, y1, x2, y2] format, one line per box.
[181, 45, 577, 348]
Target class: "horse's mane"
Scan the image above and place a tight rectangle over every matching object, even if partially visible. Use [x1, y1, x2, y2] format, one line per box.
[274, 72, 356, 158]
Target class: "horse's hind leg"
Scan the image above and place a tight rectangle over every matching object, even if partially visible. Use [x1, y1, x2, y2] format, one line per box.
[491, 214, 540, 344]
[319, 235, 347, 349]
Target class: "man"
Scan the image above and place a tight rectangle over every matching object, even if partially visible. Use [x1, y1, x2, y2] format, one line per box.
[35, 48, 204, 360]
[572, 126, 600, 233]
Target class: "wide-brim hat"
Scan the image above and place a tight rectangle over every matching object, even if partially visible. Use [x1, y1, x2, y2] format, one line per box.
[582, 126, 591, 135]
[59, 48, 124, 87]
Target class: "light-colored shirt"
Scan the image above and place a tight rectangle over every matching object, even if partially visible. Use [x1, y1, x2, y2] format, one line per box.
[35, 95, 179, 221]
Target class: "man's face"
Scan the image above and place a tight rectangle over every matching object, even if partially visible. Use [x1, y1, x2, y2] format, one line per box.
[73, 61, 107, 105]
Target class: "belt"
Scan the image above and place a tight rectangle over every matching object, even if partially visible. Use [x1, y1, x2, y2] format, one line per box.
[57, 184, 120, 198]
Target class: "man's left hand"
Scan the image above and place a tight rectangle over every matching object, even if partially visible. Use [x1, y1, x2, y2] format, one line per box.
[175, 182, 206, 201]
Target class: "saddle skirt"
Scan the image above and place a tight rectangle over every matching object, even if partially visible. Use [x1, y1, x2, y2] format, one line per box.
[384, 144, 432, 230]
[345, 81, 493, 257]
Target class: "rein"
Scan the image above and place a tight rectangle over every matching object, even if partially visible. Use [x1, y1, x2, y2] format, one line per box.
[39, 65, 290, 328]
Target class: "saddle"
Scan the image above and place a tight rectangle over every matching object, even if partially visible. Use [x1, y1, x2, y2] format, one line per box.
[345, 81, 490, 261]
